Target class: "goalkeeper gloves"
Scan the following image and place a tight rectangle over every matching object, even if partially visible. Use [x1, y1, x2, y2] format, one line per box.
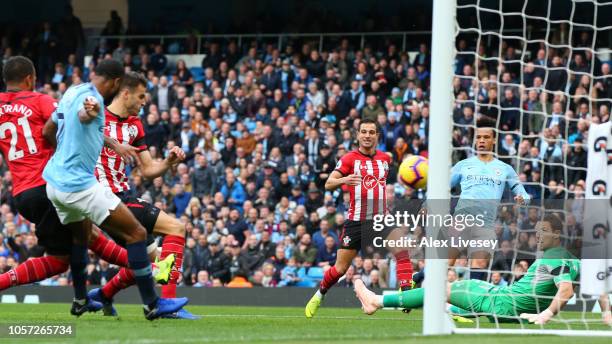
[520, 309, 554, 325]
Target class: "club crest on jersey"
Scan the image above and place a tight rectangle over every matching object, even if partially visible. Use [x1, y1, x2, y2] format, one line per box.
[343, 236, 351, 246]
[128, 125, 139, 138]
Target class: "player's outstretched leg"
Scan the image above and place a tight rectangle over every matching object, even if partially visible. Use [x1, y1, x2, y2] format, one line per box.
[153, 211, 198, 320]
[101, 203, 188, 320]
[305, 248, 357, 318]
[89, 254, 175, 316]
[0, 256, 69, 291]
[354, 279, 384, 315]
[354, 279, 428, 315]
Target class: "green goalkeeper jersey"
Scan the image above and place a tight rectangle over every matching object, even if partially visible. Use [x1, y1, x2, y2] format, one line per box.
[495, 246, 580, 314]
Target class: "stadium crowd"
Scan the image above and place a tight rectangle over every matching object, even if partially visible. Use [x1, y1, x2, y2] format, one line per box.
[0, 16, 610, 289]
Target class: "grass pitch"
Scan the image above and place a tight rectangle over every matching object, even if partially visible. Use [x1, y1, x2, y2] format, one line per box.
[0, 303, 610, 343]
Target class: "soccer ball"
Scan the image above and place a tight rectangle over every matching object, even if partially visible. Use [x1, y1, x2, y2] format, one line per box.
[398, 155, 428, 190]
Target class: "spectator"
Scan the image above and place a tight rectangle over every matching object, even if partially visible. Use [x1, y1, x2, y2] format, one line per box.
[315, 236, 338, 267]
[172, 183, 192, 216]
[193, 270, 212, 287]
[150, 44, 168, 75]
[204, 237, 231, 283]
[312, 220, 338, 251]
[292, 233, 317, 267]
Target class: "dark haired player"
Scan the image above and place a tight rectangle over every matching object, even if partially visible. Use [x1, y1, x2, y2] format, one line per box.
[42, 60, 187, 320]
[83, 71, 197, 319]
[305, 118, 414, 318]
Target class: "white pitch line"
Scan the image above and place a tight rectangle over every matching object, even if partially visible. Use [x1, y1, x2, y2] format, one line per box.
[196, 313, 417, 321]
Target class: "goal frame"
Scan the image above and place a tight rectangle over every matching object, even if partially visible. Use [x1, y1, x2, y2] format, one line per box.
[425, 0, 612, 337]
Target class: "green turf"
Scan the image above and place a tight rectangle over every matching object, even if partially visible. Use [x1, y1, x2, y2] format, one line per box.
[0, 303, 610, 344]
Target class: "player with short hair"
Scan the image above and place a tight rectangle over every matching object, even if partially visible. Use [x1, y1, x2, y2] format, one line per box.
[354, 213, 612, 325]
[449, 127, 529, 279]
[83, 71, 196, 319]
[413, 127, 530, 285]
[42, 59, 187, 320]
[305, 118, 414, 318]
[0, 56, 173, 309]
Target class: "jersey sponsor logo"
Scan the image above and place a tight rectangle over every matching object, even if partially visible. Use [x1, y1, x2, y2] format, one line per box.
[465, 174, 502, 186]
[362, 174, 379, 189]
[102, 146, 118, 158]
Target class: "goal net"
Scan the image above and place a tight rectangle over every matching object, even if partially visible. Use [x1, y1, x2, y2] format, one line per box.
[427, 0, 612, 336]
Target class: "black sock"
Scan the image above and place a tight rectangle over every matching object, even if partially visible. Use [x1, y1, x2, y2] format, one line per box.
[70, 244, 88, 300]
[126, 241, 158, 306]
[412, 270, 425, 284]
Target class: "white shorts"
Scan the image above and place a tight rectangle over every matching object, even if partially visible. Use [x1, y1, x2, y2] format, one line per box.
[46, 182, 121, 226]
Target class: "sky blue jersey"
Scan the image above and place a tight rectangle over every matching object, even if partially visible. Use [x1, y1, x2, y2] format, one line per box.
[43, 83, 105, 193]
[450, 156, 530, 225]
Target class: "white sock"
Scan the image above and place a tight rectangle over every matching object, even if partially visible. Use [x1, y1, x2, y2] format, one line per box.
[376, 295, 384, 307]
[315, 290, 324, 299]
[73, 298, 86, 306]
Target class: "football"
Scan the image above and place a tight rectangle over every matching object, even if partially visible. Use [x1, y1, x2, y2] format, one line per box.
[398, 155, 428, 190]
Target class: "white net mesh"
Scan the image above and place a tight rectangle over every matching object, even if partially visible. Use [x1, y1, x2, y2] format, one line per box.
[448, 0, 612, 334]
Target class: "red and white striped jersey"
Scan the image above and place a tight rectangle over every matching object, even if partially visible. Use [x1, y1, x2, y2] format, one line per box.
[95, 109, 147, 194]
[334, 149, 390, 221]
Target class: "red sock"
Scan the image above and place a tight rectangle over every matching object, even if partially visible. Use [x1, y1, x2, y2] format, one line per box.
[89, 232, 128, 267]
[101, 267, 135, 299]
[0, 256, 69, 291]
[160, 235, 185, 298]
[395, 251, 414, 290]
[320, 266, 342, 294]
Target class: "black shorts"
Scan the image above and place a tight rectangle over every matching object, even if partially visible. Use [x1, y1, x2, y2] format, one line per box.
[108, 193, 160, 247]
[339, 220, 396, 253]
[14, 185, 72, 256]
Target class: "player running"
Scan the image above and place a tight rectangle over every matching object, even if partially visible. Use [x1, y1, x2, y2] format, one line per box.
[448, 127, 529, 279]
[0, 57, 174, 308]
[413, 127, 530, 285]
[355, 213, 612, 325]
[83, 71, 196, 319]
[42, 59, 187, 320]
[305, 118, 414, 318]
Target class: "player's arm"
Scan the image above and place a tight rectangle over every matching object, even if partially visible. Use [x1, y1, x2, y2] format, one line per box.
[450, 161, 462, 188]
[43, 117, 58, 148]
[325, 170, 360, 191]
[138, 146, 186, 179]
[506, 164, 530, 205]
[79, 96, 100, 123]
[326, 157, 359, 191]
[520, 261, 577, 326]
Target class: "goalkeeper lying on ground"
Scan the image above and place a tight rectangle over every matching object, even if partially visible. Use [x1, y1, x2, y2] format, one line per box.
[355, 213, 612, 325]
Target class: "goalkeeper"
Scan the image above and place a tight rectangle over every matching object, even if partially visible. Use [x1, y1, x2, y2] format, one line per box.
[354, 213, 593, 325]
